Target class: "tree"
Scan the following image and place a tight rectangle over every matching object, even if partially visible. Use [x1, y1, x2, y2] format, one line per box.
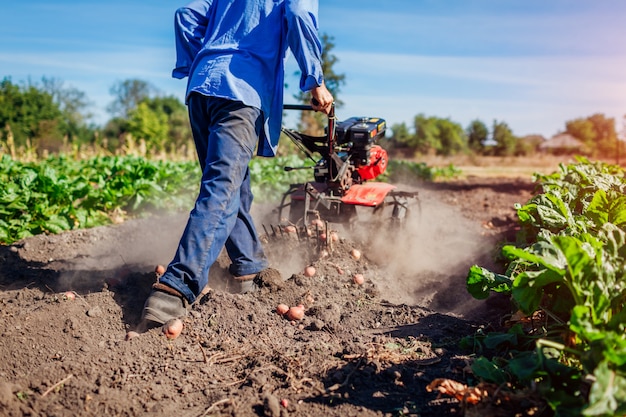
[0, 78, 21, 140]
[128, 95, 192, 153]
[0, 77, 99, 154]
[565, 117, 597, 156]
[144, 96, 191, 151]
[390, 115, 468, 156]
[104, 80, 193, 155]
[467, 119, 489, 154]
[588, 114, 617, 157]
[317, 33, 346, 107]
[411, 114, 440, 154]
[0, 77, 64, 151]
[385, 122, 415, 157]
[516, 134, 545, 156]
[565, 113, 617, 158]
[436, 118, 467, 156]
[107, 94, 192, 155]
[41, 77, 95, 144]
[107, 79, 157, 119]
[127, 102, 169, 152]
[492, 120, 517, 156]
[389, 122, 411, 145]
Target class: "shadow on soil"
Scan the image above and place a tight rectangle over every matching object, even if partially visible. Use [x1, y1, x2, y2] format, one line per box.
[0, 243, 153, 329]
[302, 313, 488, 416]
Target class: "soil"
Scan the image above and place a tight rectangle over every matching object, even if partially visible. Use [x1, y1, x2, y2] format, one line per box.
[0, 175, 540, 417]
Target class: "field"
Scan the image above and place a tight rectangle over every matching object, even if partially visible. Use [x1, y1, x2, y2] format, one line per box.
[0, 160, 548, 417]
[3, 153, 625, 416]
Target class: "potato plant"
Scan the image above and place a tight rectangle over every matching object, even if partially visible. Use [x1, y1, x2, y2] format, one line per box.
[0, 155, 200, 244]
[466, 158, 626, 417]
[0, 154, 445, 245]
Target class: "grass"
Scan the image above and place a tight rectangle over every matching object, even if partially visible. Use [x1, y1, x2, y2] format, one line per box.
[416, 154, 583, 179]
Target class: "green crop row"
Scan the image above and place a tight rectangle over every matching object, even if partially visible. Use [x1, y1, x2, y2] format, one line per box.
[0, 154, 445, 245]
[466, 157, 626, 417]
[0, 154, 201, 244]
[383, 159, 462, 182]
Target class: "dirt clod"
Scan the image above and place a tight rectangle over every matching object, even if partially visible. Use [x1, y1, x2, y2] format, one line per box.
[263, 392, 282, 417]
[255, 267, 284, 291]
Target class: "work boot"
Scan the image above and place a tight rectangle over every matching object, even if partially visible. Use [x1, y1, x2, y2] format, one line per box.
[233, 273, 259, 294]
[140, 283, 189, 326]
[233, 268, 283, 293]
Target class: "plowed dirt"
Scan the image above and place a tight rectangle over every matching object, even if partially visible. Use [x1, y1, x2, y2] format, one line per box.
[0, 176, 538, 417]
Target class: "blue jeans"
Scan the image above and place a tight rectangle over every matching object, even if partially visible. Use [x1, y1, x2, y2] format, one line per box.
[159, 95, 268, 303]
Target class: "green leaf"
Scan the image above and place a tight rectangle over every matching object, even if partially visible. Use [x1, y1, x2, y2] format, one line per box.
[570, 305, 603, 342]
[466, 265, 512, 299]
[503, 242, 567, 273]
[586, 189, 609, 226]
[511, 269, 563, 314]
[586, 190, 626, 230]
[607, 306, 626, 334]
[507, 351, 541, 382]
[609, 195, 626, 227]
[583, 361, 626, 416]
[471, 356, 508, 385]
[537, 192, 574, 228]
[42, 214, 72, 234]
[551, 235, 593, 282]
[516, 202, 536, 224]
[17, 168, 38, 188]
[482, 331, 518, 350]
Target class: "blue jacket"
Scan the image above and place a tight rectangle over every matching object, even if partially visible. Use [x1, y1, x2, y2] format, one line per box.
[173, 0, 324, 156]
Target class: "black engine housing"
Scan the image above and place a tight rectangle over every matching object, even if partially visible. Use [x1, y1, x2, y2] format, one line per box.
[335, 117, 386, 167]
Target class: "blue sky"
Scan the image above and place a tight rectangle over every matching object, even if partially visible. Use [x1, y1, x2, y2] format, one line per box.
[2, 0, 626, 138]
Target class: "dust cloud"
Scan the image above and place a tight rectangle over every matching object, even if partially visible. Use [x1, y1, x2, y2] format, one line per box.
[348, 186, 497, 318]
[54, 213, 189, 292]
[254, 185, 499, 319]
[54, 186, 497, 320]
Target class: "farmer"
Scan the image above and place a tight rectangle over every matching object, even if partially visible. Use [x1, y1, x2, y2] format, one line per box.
[139, 0, 334, 328]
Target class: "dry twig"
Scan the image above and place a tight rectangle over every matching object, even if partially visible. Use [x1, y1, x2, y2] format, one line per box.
[41, 374, 73, 397]
[199, 398, 234, 417]
[198, 342, 208, 363]
[214, 354, 246, 365]
[326, 358, 364, 393]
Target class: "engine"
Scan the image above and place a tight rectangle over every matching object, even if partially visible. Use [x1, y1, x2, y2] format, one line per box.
[335, 117, 387, 167]
[284, 112, 390, 187]
[333, 116, 389, 183]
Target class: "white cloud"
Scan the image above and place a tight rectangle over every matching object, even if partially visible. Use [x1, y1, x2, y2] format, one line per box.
[0, 47, 183, 124]
[3, 33, 625, 136]
[336, 51, 626, 88]
[0, 47, 174, 79]
[313, 51, 626, 137]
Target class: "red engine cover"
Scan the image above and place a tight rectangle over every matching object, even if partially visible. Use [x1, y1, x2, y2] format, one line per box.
[341, 182, 396, 207]
[356, 145, 388, 180]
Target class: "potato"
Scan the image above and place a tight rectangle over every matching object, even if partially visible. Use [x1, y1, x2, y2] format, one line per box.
[310, 218, 324, 228]
[276, 304, 289, 315]
[350, 249, 361, 261]
[62, 291, 76, 301]
[286, 305, 305, 321]
[155, 264, 166, 276]
[163, 318, 183, 339]
[125, 331, 140, 341]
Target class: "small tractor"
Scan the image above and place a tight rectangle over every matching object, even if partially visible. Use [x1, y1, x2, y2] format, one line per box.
[274, 103, 419, 234]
